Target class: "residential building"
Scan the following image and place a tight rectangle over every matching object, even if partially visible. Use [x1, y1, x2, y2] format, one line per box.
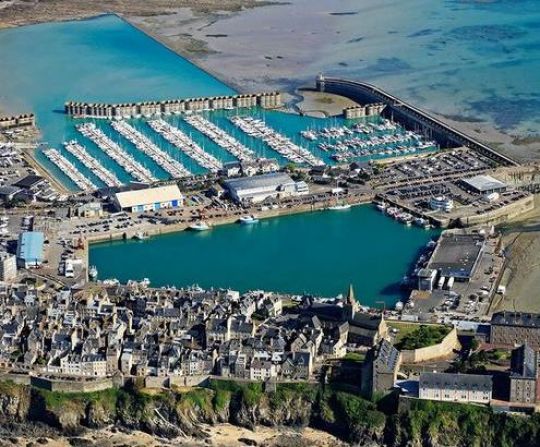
[419, 372, 492, 404]
[0, 252, 17, 282]
[491, 312, 540, 349]
[362, 339, 401, 397]
[509, 343, 539, 404]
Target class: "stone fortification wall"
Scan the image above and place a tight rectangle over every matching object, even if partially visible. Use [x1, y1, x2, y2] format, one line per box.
[29, 376, 116, 393]
[400, 327, 461, 364]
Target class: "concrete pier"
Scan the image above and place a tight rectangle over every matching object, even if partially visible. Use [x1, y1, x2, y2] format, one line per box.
[315, 75, 518, 167]
[64, 92, 282, 119]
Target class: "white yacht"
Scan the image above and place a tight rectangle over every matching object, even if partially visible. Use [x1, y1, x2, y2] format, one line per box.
[239, 215, 259, 224]
[189, 221, 211, 231]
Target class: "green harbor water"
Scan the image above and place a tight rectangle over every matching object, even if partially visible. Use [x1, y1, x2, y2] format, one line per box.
[90, 205, 438, 307]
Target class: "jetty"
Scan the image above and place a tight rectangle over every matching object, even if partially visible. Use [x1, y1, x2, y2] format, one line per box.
[76, 122, 156, 184]
[184, 114, 255, 162]
[63, 140, 122, 188]
[147, 119, 222, 172]
[230, 116, 323, 167]
[42, 148, 97, 192]
[111, 120, 190, 179]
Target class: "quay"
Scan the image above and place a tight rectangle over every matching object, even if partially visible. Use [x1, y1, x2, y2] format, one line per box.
[63, 140, 122, 188]
[315, 76, 518, 167]
[230, 116, 323, 167]
[77, 122, 157, 183]
[42, 148, 97, 192]
[110, 120, 190, 179]
[148, 119, 222, 172]
[64, 92, 282, 119]
[184, 114, 255, 162]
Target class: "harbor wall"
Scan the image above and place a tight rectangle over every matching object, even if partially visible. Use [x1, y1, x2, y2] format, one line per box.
[0, 113, 35, 130]
[458, 195, 534, 227]
[400, 327, 460, 363]
[85, 193, 374, 245]
[64, 92, 282, 119]
[316, 76, 518, 167]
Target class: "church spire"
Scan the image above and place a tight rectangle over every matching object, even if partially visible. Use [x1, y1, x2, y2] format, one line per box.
[347, 283, 356, 306]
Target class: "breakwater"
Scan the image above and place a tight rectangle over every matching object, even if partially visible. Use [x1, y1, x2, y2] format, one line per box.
[316, 76, 518, 167]
[0, 113, 35, 130]
[64, 92, 282, 119]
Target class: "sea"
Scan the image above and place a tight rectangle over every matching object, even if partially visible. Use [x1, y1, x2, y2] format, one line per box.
[90, 205, 438, 305]
[193, 0, 540, 135]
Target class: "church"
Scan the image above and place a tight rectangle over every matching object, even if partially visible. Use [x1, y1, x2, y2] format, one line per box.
[299, 285, 388, 346]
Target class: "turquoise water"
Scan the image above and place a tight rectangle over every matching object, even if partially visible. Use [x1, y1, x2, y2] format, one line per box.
[90, 205, 438, 306]
[0, 15, 235, 189]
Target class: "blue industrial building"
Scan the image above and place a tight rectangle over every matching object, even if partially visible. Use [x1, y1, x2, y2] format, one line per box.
[16, 231, 44, 268]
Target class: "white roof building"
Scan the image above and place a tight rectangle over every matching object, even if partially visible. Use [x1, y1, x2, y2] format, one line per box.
[224, 172, 306, 204]
[460, 175, 507, 194]
[113, 185, 183, 212]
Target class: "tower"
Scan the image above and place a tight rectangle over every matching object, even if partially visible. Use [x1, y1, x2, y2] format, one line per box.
[316, 73, 326, 92]
[343, 283, 360, 320]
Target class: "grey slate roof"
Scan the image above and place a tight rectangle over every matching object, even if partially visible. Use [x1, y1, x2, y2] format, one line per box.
[420, 372, 492, 391]
[492, 311, 540, 328]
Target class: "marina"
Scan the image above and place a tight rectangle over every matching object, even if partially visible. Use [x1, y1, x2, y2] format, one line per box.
[230, 116, 324, 167]
[77, 122, 157, 184]
[62, 140, 122, 188]
[148, 118, 223, 172]
[110, 120, 190, 179]
[184, 114, 256, 162]
[304, 119, 438, 163]
[42, 148, 97, 192]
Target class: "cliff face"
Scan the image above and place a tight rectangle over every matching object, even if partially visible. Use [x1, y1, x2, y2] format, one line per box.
[0, 381, 386, 446]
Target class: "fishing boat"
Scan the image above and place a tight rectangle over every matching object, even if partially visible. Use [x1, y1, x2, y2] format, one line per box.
[189, 221, 211, 231]
[132, 231, 149, 240]
[88, 265, 98, 281]
[239, 215, 259, 224]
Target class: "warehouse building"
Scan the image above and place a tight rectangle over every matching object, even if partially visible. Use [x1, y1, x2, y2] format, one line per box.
[224, 172, 308, 204]
[459, 175, 507, 195]
[16, 231, 44, 268]
[426, 232, 485, 281]
[113, 185, 184, 213]
[0, 252, 17, 282]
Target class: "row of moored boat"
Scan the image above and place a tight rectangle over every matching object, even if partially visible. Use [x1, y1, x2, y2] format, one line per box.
[148, 119, 223, 173]
[230, 116, 323, 167]
[43, 148, 97, 192]
[111, 120, 191, 179]
[63, 140, 122, 188]
[77, 123, 156, 184]
[184, 114, 255, 162]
